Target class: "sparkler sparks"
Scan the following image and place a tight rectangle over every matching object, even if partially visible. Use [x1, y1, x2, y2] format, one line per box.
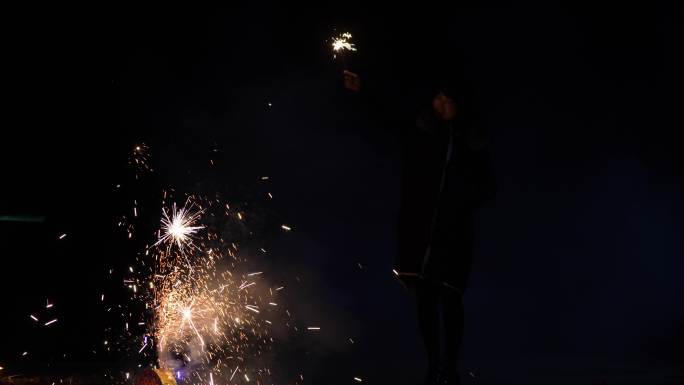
[129, 143, 152, 178]
[331, 32, 357, 57]
[154, 201, 204, 254]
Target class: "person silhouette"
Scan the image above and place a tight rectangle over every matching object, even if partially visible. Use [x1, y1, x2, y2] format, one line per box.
[340, 65, 494, 384]
[393, 77, 495, 385]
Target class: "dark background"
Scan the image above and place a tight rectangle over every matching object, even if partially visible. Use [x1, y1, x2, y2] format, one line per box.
[1, 1, 682, 384]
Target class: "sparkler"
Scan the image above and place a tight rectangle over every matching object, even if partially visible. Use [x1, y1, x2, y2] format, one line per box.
[331, 31, 357, 77]
[331, 32, 357, 58]
[330, 31, 361, 91]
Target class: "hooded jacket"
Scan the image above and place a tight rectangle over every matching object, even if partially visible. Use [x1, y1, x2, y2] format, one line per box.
[395, 106, 495, 285]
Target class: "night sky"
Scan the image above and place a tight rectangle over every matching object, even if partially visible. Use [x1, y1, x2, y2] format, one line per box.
[2, 2, 683, 384]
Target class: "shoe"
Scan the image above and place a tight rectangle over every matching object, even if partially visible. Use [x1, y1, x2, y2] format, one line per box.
[423, 369, 440, 385]
[436, 368, 461, 385]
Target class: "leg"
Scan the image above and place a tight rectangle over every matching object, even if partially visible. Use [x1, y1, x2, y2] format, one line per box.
[441, 286, 464, 378]
[441, 211, 474, 383]
[415, 279, 441, 382]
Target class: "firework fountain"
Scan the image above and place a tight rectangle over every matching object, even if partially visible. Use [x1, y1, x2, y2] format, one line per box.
[118, 144, 297, 385]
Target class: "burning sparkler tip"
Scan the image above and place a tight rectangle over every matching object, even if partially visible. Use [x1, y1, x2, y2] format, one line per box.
[331, 31, 357, 53]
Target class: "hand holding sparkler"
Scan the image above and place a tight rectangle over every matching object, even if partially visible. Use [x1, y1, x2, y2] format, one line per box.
[343, 70, 361, 92]
[330, 31, 361, 91]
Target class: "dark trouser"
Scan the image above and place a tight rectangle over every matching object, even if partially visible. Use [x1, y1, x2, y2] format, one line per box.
[416, 207, 473, 380]
[415, 279, 464, 378]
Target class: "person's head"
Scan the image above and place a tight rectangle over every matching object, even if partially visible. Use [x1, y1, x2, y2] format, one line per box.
[432, 92, 457, 121]
[427, 70, 467, 122]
